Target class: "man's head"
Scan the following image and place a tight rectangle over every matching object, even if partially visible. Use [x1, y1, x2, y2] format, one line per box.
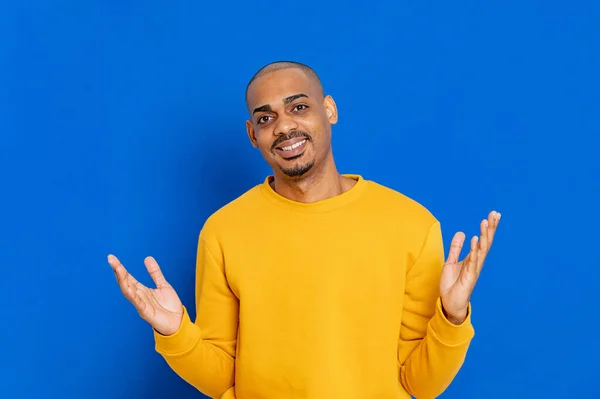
[245, 61, 338, 180]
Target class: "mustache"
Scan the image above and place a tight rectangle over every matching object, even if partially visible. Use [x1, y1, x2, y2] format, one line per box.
[271, 130, 313, 151]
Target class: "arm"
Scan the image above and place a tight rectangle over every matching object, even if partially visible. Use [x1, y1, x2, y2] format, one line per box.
[154, 231, 239, 399]
[398, 220, 474, 399]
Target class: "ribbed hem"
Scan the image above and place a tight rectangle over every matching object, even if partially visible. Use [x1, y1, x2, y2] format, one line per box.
[428, 298, 475, 346]
[154, 306, 202, 356]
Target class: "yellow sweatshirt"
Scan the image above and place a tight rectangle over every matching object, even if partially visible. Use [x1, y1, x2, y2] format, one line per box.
[154, 174, 475, 399]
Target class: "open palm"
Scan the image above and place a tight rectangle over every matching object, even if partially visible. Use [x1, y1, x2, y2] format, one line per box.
[440, 211, 501, 324]
[108, 254, 183, 336]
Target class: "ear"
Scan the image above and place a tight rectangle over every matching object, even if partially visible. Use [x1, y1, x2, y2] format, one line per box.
[323, 95, 338, 124]
[246, 120, 258, 148]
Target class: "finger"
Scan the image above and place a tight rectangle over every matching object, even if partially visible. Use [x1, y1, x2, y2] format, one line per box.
[461, 235, 480, 289]
[144, 256, 169, 288]
[120, 273, 152, 317]
[108, 254, 144, 305]
[478, 218, 489, 271]
[107, 254, 121, 275]
[487, 210, 501, 247]
[131, 286, 151, 317]
[480, 218, 489, 251]
[107, 256, 157, 320]
[108, 254, 140, 286]
[108, 254, 128, 284]
[446, 232, 466, 264]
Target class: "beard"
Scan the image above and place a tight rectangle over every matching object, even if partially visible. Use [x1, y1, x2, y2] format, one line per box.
[270, 129, 315, 178]
[278, 158, 315, 177]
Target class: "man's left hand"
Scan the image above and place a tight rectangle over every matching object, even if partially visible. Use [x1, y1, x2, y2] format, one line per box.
[440, 210, 501, 325]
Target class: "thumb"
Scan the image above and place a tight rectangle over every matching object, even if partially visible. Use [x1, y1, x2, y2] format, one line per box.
[144, 256, 169, 288]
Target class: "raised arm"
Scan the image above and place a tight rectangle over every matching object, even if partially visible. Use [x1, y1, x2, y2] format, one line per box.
[153, 231, 238, 398]
[398, 211, 500, 398]
[109, 230, 239, 399]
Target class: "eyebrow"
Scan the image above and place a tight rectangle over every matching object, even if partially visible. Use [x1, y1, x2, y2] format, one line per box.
[252, 93, 309, 115]
[283, 93, 308, 104]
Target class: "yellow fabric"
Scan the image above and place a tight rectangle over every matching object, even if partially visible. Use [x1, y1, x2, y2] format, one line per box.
[154, 175, 475, 399]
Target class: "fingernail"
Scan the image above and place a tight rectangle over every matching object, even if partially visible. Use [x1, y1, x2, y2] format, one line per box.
[484, 220, 489, 227]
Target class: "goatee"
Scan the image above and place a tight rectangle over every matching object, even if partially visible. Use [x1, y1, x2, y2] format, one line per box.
[279, 159, 315, 177]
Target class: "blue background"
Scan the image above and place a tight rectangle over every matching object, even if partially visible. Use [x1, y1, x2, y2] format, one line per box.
[1, 1, 598, 398]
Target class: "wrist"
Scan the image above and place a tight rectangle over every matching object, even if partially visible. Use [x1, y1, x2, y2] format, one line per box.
[441, 300, 468, 325]
[154, 306, 202, 356]
[445, 312, 467, 325]
[155, 309, 184, 336]
[429, 298, 475, 345]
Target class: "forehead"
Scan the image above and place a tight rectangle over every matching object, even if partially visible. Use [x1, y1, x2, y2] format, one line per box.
[246, 68, 319, 110]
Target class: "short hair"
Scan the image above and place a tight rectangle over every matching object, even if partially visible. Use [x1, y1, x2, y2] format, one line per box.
[245, 61, 324, 103]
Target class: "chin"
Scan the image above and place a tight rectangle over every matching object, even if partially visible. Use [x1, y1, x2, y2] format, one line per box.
[278, 159, 315, 178]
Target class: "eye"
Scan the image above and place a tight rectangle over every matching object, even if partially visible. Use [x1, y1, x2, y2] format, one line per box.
[294, 104, 308, 112]
[257, 115, 272, 124]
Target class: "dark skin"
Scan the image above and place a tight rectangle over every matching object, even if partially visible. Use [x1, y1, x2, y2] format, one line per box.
[107, 66, 501, 331]
[106, 68, 362, 337]
[245, 66, 502, 324]
[245, 67, 356, 203]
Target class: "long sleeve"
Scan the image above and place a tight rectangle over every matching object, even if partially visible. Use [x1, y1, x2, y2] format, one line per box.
[398, 220, 475, 399]
[154, 231, 239, 399]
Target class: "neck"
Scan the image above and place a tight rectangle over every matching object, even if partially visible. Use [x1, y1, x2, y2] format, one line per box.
[270, 153, 355, 203]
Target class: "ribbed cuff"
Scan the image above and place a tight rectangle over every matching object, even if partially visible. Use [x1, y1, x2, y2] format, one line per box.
[154, 306, 202, 356]
[428, 298, 475, 346]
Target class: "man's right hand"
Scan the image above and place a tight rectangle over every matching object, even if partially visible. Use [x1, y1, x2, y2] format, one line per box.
[108, 254, 184, 336]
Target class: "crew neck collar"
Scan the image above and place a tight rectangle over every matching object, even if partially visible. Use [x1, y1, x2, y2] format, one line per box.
[259, 174, 368, 214]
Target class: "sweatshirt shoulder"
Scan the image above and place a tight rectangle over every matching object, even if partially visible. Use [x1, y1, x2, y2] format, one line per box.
[363, 179, 439, 226]
[200, 183, 264, 238]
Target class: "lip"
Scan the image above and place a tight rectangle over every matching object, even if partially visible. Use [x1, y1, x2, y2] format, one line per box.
[275, 137, 307, 150]
[274, 138, 308, 159]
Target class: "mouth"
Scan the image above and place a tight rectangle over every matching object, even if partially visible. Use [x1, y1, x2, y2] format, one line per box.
[274, 137, 308, 160]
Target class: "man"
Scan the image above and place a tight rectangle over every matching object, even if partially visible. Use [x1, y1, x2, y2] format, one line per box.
[108, 61, 501, 399]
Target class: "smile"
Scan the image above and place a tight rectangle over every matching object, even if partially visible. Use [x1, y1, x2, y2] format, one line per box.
[274, 138, 308, 159]
[280, 139, 306, 151]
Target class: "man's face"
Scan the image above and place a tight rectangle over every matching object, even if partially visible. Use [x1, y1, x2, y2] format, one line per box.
[245, 68, 338, 179]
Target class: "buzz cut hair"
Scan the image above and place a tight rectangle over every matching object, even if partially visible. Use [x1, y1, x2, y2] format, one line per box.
[245, 60, 325, 103]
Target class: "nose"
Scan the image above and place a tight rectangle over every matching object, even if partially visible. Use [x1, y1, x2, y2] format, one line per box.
[274, 114, 299, 137]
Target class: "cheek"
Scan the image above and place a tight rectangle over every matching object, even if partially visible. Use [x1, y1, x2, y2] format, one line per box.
[256, 132, 275, 153]
[303, 116, 319, 131]
[303, 117, 328, 142]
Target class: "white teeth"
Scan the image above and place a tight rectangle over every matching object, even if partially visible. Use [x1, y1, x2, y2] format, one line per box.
[282, 139, 306, 151]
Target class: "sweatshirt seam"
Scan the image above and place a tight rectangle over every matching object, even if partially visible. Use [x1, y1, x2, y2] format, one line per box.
[258, 175, 368, 214]
[428, 318, 474, 347]
[200, 231, 221, 267]
[158, 328, 203, 357]
[155, 308, 202, 356]
[199, 231, 237, 293]
[407, 218, 439, 274]
[195, 232, 238, 365]
[162, 334, 235, 365]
